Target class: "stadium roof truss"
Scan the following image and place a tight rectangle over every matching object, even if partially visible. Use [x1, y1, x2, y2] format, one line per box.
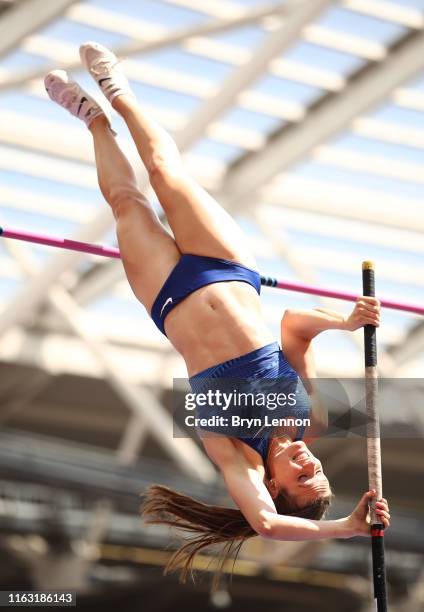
[0, 0, 423, 481]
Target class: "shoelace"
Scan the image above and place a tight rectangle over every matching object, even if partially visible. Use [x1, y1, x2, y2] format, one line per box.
[90, 57, 123, 77]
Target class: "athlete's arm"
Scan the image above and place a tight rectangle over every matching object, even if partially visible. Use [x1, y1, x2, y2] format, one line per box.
[282, 297, 380, 340]
[281, 297, 380, 386]
[204, 439, 278, 536]
[219, 455, 278, 537]
[214, 443, 390, 540]
[260, 490, 390, 541]
[222, 456, 391, 540]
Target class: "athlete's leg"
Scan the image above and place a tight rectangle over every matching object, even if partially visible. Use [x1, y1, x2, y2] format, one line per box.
[117, 102, 257, 268]
[44, 69, 180, 313]
[88, 115, 180, 312]
[80, 42, 256, 269]
[113, 95, 256, 269]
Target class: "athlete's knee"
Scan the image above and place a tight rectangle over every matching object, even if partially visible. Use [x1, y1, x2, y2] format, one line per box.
[109, 184, 149, 217]
[148, 151, 184, 189]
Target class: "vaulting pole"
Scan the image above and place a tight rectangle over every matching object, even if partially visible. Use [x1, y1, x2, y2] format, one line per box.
[362, 261, 388, 612]
[0, 226, 423, 317]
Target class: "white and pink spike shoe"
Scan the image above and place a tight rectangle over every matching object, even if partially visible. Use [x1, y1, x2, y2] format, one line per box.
[79, 41, 134, 103]
[44, 69, 113, 130]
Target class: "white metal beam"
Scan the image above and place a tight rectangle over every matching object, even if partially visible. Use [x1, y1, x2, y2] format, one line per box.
[0, 210, 114, 338]
[270, 57, 346, 92]
[393, 87, 424, 112]
[220, 30, 424, 208]
[342, 0, 424, 29]
[254, 217, 424, 291]
[387, 323, 424, 370]
[5, 240, 214, 481]
[7, 5, 379, 94]
[68, 4, 346, 92]
[0, 184, 93, 222]
[0, 324, 372, 378]
[261, 175, 424, 232]
[351, 116, 424, 150]
[34, 0, 330, 310]
[183, 36, 346, 91]
[0, 109, 113, 167]
[302, 23, 387, 60]
[163, 0, 246, 19]
[70, 262, 124, 306]
[0, 327, 170, 380]
[174, 0, 332, 150]
[259, 204, 424, 256]
[252, 208, 395, 376]
[23, 57, 307, 125]
[0, 117, 225, 190]
[0, 0, 77, 59]
[0, 0, 290, 92]
[312, 145, 424, 184]
[0, 0, 329, 331]
[0, 371, 50, 427]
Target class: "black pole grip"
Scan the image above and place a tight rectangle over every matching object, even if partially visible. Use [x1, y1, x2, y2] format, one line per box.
[372, 531, 388, 611]
[362, 261, 377, 368]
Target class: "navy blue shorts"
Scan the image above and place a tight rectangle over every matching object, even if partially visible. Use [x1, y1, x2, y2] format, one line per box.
[150, 254, 261, 336]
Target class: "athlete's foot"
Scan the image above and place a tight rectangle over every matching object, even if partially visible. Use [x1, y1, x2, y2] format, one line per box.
[44, 70, 114, 132]
[79, 41, 135, 104]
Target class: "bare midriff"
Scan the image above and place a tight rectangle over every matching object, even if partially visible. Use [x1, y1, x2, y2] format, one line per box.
[163, 281, 275, 377]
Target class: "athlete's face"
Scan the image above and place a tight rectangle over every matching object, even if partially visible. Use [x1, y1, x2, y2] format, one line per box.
[267, 440, 330, 505]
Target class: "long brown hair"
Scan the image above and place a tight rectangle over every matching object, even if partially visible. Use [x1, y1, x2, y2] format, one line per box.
[141, 484, 332, 589]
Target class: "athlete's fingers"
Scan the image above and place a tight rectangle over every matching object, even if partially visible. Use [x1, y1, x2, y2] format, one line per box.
[359, 296, 380, 307]
[376, 509, 390, 519]
[360, 302, 380, 313]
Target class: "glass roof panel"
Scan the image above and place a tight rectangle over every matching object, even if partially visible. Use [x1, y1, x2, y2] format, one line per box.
[39, 18, 131, 47]
[316, 5, 408, 45]
[133, 48, 233, 83]
[1, 206, 79, 237]
[371, 103, 424, 128]
[189, 138, 243, 162]
[283, 40, 366, 76]
[408, 74, 424, 90]
[221, 107, 283, 133]
[206, 24, 267, 48]
[1, 50, 48, 71]
[285, 228, 424, 269]
[0, 166, 99, 206]
[0, 91, 88, 128]
[250, 74, 323, 107]
[388, 0, 424, 9]
[331, 133, 424, 164]
[0, 0, 421, 377]
[292, 160, 423, 200]
[88, 0, 208, 25]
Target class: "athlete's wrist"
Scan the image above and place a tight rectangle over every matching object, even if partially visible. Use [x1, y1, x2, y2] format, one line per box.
[334, 517, 356, 539]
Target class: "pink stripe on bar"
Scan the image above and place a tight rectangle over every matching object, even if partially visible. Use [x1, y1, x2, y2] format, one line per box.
[1, 226, 423, 316]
